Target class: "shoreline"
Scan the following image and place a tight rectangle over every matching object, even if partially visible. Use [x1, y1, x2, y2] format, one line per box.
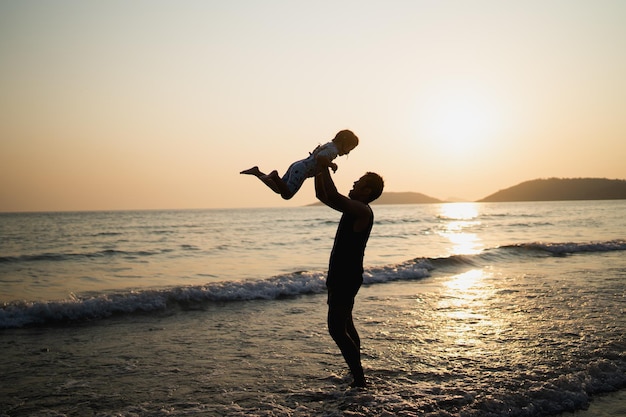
[555, 389, 626, 417]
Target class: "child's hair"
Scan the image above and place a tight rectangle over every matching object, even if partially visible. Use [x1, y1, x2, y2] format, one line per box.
[362, 172, 384, 203]
[333, 130, 359, 150]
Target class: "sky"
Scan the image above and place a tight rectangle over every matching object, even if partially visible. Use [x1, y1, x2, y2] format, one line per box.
[1, 0, 625, 212]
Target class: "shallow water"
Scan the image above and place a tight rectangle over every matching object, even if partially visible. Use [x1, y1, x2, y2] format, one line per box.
[1, 201, 625, 416]
[1, 252, 625, 416]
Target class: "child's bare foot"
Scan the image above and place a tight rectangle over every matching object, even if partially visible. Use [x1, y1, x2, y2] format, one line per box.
[240, 166, 261, 176]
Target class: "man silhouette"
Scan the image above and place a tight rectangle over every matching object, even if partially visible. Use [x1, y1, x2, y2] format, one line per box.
[314, 155, 384, 387]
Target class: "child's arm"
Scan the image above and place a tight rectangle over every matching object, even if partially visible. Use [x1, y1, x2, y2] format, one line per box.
[316, 155, 337, 173]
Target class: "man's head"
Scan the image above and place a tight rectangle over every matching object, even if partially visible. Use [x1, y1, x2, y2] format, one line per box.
[349, 172, 384, 203]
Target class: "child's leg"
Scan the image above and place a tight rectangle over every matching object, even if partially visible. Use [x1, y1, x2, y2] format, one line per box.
[240, 166, 291, 196]
[267, 171, 293, 199]
[278, 160, 309, 200]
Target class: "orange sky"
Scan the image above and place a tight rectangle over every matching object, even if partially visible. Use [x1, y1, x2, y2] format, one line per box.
[1, 1, 625, 212]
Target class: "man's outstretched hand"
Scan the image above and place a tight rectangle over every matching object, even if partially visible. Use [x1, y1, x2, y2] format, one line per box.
[316, 155, 338, 173]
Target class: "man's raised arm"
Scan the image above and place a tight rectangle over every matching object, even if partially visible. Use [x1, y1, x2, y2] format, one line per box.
[315, 162, 371, 223]
[315, 165, 338, 207]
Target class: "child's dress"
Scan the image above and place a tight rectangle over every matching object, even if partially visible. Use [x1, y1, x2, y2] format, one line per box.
[282, 142, 339, 195]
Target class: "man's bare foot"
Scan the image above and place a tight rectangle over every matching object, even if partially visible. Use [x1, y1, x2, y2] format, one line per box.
[240, 166, 261, 176]
[350, 378, 367, 388]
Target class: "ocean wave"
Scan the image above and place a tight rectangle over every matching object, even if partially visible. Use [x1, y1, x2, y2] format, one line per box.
[0, 248, 174, 264]
[93, 231, 123, 237]
[0, 263, 430, 329]
[1, 239, 624, 329]
[0, 272, 326, 329]
[498, 239, 626, 256]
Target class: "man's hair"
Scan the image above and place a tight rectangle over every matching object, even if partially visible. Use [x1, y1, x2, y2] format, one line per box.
[362, 172, 384, 203]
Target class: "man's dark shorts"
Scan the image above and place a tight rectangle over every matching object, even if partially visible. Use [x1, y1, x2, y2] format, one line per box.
[327, 275, 363, 307]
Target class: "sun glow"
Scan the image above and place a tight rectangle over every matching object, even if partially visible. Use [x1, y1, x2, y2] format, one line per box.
[414, 84, 505, 157]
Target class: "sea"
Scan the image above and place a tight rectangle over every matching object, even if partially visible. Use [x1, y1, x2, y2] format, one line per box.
[1, 200, 625, 417]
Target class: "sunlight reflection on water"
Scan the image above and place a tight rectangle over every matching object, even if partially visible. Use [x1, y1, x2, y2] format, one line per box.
[439, 202, 480, 221]
[436, 268, 511, 360]
[444, 268, 485, 292]
[438, 203, 484, 255]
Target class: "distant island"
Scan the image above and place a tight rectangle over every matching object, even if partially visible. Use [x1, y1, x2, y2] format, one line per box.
[308, 178, 626, 206]
[307, 191, 442, 206]
[371, 192, 443, 204]
[307, 177, 626, 205]
[478, 178, 626, 202]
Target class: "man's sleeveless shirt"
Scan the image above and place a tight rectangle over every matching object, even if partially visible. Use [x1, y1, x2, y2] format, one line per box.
[327, 207, 373, 288]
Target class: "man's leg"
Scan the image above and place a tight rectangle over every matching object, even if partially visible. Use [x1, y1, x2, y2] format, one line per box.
[346, 315, 360, 351]
[328, 303, 366, 387]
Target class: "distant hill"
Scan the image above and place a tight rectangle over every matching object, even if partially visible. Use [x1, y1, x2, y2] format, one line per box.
[479, 178, 626, 202]
[308, 191, 442, 206]
[373, 192, 443, 205]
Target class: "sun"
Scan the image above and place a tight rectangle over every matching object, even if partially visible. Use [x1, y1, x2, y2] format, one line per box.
[413, 84, 505, 157]
[430, 96, 492, 149]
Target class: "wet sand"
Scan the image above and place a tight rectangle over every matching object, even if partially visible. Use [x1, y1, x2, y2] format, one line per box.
[556, 390, 626, 417]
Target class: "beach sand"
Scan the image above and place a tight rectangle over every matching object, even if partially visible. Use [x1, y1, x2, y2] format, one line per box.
[556, 390, 626, 417]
